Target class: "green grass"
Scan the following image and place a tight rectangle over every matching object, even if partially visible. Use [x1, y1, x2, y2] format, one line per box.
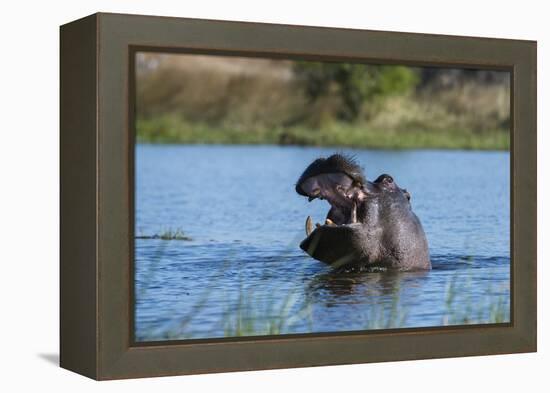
[137, 272, 509, 340]
[222, 287, 312, 337]
[136, 114, 509, 150]
[144, 285, 509, 339]
[442, 272, 510, 325]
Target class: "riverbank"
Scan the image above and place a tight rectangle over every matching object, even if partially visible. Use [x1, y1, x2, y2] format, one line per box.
[137, 115, 509, 150]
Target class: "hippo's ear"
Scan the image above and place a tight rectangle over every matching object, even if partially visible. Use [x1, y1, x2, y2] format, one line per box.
[374, 174, 394, 185]
[402, 188, 411, 201]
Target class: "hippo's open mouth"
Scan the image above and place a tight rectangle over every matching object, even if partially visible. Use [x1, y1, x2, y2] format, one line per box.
[294, 154, 373, 267]
[296, 154, 368, 237]
[302, 188, 361, 238]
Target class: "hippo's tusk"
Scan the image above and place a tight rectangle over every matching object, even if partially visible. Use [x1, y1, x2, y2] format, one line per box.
[325, 218, 335, 226]
[351, 201, 357, 224]
[305, 216, 313, 236]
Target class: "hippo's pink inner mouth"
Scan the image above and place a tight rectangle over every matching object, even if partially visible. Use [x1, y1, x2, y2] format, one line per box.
[299, 172, 367, 234]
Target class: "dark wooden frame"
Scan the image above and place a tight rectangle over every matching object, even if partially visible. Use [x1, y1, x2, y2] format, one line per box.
[60, 12, 537, 380]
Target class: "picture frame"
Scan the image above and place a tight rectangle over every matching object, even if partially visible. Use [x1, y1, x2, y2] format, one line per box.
[60, 12, 536, 380]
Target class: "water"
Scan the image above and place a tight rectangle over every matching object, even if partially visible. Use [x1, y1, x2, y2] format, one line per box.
[135, 144, 510, 341]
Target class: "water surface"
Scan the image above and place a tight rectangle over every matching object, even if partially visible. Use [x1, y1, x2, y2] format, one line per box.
[135, 145, 510, 341]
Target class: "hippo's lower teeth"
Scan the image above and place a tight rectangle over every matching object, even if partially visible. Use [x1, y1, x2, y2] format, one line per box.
[325, 218, 335, 226]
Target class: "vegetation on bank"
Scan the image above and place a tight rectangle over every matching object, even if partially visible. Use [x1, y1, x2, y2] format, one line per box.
[137, 114, 509, 150]
[136, 53, 510, 150]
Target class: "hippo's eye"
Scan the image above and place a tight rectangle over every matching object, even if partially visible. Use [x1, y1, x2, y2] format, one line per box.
[385, 176, 393, 184]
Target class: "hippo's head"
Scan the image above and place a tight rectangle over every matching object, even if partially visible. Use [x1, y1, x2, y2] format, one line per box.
[295, 154, 430, 271]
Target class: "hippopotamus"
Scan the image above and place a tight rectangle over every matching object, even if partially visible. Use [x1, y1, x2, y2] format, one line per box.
[295, 154, 430, 271]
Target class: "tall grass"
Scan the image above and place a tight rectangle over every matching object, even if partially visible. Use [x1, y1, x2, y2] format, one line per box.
[136, 270, 509, 340]
[442, 273, 510, 325]
[222, 287, 313, 337]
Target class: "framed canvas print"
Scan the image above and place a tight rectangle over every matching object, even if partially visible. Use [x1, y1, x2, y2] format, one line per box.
[60, 13, 537, 380]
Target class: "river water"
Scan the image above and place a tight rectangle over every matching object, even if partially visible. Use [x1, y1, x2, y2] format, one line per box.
[135, 144, 510, 341]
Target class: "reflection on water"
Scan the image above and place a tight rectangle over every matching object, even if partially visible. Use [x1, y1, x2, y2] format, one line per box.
[308, 269, 430, 300]
[135, 145, 510, 341]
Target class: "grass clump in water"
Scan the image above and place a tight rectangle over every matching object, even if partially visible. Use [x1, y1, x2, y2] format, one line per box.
[136, 227, 192, 241]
